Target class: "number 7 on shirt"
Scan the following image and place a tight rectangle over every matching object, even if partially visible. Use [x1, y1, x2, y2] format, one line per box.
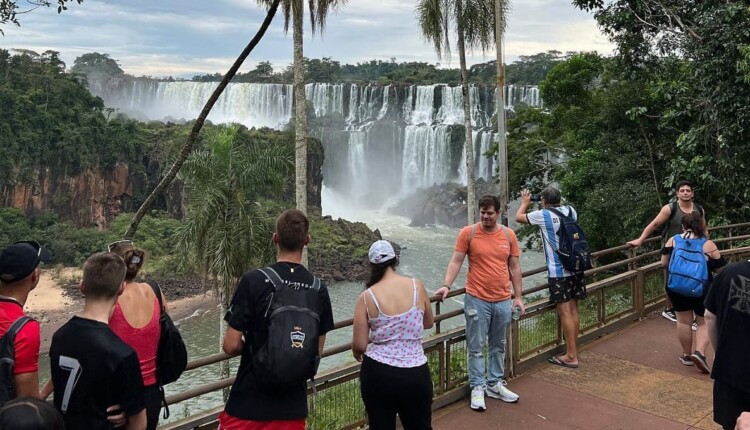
[59, 356, 82, 413]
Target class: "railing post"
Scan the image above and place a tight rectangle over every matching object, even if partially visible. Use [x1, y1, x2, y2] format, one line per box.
[508, 318, 519, 378]
[628, 247, 637, 271]
[634, 270, 645, 318]
[435, 301, 441, 334]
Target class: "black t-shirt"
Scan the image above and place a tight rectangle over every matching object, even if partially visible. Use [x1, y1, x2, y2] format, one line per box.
[224, 262, 334, 421]
[704, 261, 750, 392]
[50, 316, 145, 429]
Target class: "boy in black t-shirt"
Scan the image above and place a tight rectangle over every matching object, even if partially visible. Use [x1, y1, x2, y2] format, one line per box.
[49, 252, 146, 430]
[218, 209, 334, 429]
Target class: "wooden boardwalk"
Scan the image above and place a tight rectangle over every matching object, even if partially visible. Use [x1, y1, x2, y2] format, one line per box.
[432, 313, 720, 430]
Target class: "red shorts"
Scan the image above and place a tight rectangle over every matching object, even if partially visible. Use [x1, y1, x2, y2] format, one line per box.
[217, 411, 305, 430]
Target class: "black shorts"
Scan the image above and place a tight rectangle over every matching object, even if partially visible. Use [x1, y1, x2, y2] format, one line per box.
[665, 287, 706, 316]
[548, 273, 587, 304]
[713, 380, 750, 430]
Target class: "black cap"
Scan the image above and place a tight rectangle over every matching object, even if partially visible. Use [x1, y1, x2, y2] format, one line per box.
[0, 241, 50, 284]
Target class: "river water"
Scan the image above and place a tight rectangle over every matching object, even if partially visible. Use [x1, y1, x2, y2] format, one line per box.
[40, 189, 547, 422]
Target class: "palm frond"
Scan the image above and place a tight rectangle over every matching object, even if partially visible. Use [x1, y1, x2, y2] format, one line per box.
[175, 124, 288, 297]
[417, 0, 450, 58]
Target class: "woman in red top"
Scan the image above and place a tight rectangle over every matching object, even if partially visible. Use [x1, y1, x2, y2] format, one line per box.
[108, 240, 164, 430]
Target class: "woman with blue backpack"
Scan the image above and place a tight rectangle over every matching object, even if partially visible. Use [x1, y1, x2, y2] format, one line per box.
[660, 213, 726, 373]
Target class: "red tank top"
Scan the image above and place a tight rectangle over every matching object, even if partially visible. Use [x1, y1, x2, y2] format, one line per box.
[109, 296, 161, 386]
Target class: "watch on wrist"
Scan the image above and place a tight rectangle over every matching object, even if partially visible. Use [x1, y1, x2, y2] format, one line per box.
[442, 284, 451, 290]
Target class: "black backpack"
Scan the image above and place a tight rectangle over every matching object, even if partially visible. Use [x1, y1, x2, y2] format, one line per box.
[252, 267, 321, 391]
[0, 316, 32, 406]
[146, 280, 188, 418]
[546, 207, 593, 273]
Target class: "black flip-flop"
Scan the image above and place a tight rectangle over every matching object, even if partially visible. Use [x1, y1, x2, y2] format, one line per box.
[548, 356, 579, 368]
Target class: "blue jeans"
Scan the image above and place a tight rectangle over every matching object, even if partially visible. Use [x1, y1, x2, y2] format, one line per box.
[464, 293, 512, 388]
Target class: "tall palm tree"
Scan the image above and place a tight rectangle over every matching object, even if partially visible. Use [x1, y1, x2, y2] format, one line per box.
[256, 0, 345, 266]
[417, 0, 495, 224]
[495, 0, 511, 218]
[174, 125, 292, 383]
[123, 0, 281, 240]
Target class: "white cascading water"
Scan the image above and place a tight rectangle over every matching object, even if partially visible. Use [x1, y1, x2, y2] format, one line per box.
[377, 85, 391, 120]
[435, 85, 487, 127]
[346, 128, 369, 201]
[458, 129, 497, 183]
[401, 125, 452, 193]
[130, 82, 294, 129]
[306, 83, 344, 117]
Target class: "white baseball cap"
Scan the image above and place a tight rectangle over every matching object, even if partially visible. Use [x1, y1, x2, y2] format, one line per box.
[368, 240, 396, 264]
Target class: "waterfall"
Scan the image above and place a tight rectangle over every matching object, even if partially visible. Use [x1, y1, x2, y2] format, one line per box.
[402, 125, 453, 192]
[458, 130, 497, 183]
[346, 128, 369, 201]
[435, 85, 489, 127]
[408, 85, 436, 125]
[306, 83, 344, 117]
[92, 80, 542, 206]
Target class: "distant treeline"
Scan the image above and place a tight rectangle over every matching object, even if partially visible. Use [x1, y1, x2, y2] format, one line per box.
[189, 50, 568, 86]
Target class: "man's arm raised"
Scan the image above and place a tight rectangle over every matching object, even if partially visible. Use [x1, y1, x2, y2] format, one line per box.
[628, 204, 672, 248]
[515, 190, 533, 224]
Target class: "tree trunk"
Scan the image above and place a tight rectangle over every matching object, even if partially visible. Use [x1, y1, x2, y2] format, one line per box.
[292, 1, 309, 265]
[293, 4, 308, 217]
[220, 285, 230, 401]
[457, 0, 477, 225]
[123, 0, 281, 240]
[495, 0, 508, 221]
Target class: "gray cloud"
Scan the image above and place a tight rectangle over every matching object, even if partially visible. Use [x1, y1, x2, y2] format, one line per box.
[1, 0, 613, 77]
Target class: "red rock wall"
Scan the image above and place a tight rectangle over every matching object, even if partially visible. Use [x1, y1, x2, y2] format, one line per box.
[3, 163, 135, 229]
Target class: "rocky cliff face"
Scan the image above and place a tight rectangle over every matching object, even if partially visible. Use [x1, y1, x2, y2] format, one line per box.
[391, 178, 500, 228]
[4, 163, 134, 229]
[2, 141, 324, 229]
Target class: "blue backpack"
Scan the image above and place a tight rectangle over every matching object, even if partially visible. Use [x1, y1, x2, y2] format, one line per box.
[547, 207, 593, 273]
[667, 235, 708, 297]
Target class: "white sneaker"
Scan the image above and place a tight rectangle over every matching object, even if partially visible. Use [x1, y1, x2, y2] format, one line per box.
[486, 380, 520, 403]
[470, 385, 486, 411]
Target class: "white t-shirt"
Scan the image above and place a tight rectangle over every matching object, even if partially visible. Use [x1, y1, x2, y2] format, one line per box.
[526, 206, 577, 278]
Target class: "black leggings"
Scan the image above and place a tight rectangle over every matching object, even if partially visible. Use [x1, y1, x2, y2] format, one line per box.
[144, 384, 162, 430]
[359, 355, 433, 430]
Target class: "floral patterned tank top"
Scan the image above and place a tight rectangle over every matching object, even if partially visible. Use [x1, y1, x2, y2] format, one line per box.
[364, 279, 427, 368]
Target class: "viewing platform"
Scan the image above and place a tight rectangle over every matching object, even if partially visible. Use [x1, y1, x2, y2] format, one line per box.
[433, 312, 719, 429]
[162, 222, 750, 430]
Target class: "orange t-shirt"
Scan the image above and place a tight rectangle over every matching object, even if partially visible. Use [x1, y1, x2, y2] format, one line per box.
[455, 223, 520, 302]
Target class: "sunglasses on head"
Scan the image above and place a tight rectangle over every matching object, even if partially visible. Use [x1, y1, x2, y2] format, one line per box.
[108, 240, 133, 253]
[13, 240, 43, 267]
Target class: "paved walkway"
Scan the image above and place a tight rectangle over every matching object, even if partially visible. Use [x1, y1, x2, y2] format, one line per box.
[432, 313, 720, 430]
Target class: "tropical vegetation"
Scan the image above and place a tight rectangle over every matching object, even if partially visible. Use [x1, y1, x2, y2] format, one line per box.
[506, 0, 750, 250]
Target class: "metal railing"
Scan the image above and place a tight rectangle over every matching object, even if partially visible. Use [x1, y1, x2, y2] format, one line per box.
[161, 222, 750, 430]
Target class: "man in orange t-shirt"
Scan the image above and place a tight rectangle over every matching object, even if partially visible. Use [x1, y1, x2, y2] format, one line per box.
[436, 195, 524, 412]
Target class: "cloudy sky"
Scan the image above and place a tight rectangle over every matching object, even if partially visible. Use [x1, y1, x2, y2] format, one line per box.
[2, 0, 614, 77]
